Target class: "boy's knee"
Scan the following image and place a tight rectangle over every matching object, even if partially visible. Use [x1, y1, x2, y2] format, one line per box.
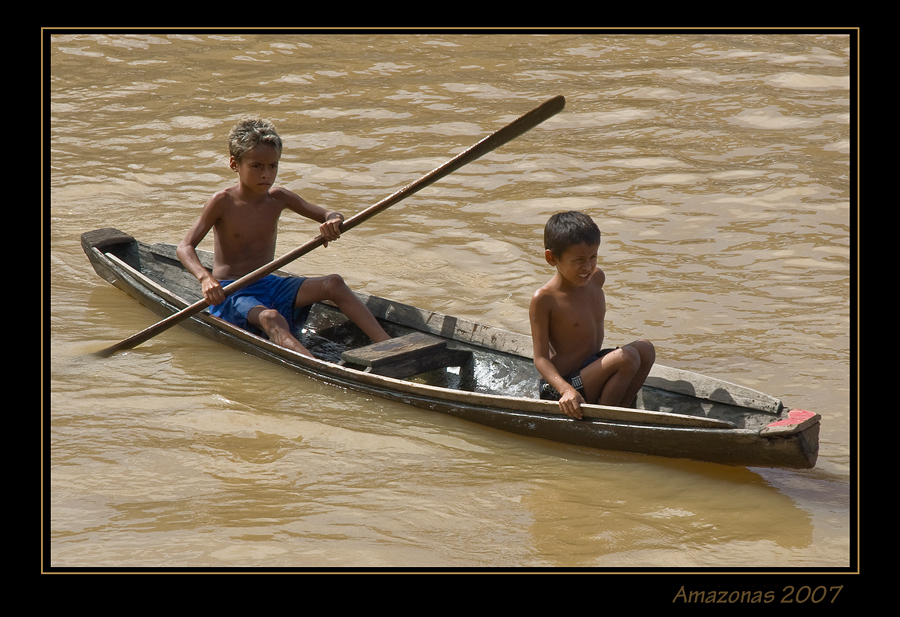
[321, 273, 355, 301]
[616, 346, 641, 371]
[252, 307, 294, 337]
[255, 307, 284, 328]
[322, 273, 347, 292]
[636, 339, 656, 361]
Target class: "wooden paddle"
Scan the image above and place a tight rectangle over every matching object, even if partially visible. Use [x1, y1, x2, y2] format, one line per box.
[96, 95, 566, 358]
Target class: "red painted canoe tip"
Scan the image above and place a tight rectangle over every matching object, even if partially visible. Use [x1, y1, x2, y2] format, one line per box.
[766, 409, 817, 428]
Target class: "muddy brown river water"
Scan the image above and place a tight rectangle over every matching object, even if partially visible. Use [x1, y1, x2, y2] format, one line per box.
[47, 30, 854, 572]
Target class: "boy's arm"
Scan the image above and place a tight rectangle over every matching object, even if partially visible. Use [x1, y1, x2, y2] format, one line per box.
[529, 290, 586, 419]
[176, 193, 225, 306]
[277, 188, 345, 246]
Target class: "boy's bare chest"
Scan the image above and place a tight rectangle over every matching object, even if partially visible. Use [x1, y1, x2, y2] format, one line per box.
[218, 200, 283, 242]
[551, 288, 606, 338]
[561, 286, 604, 316]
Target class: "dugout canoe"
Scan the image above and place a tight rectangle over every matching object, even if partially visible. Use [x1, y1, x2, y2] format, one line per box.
[81, 228, 820, 468]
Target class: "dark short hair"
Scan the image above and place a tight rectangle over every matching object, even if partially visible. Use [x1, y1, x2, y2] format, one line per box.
[544, 211, 601, 256]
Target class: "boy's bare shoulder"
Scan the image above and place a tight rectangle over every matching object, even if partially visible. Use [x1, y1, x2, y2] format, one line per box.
[204, 186, 238, 209]
[530, 276, 562, 305]
[267, 185, 293, 199]
[532, 267, 606, 299]
[268, 185, 306, 205]
[267, 186, 319, 214]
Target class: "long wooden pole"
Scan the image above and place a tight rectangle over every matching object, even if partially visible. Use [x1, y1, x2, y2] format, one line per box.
[96, 95, 566, 358]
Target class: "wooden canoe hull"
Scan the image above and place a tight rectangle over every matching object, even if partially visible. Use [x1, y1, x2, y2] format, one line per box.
[81, 228, 820, 468]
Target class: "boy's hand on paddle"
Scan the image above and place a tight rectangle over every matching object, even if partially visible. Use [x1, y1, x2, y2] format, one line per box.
[200, 274, 225, 306]
[319, 214, 344, 247]
[558, 388, 585, 420]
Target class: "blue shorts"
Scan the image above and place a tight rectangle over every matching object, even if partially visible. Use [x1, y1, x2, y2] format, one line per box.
[210, 275, 310, 337]
[539, 348, 617, 401]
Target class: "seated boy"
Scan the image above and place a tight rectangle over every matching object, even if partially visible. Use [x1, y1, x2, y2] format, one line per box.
[529, 211, 655, 419]
[177, 117, 390, 358]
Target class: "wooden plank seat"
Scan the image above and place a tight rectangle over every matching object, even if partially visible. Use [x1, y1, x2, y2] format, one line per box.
[340, 332, 472, 379]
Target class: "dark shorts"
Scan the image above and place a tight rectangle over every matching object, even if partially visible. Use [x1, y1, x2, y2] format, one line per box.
[539, 348, 617, 401]
[210, 274, 310, 337]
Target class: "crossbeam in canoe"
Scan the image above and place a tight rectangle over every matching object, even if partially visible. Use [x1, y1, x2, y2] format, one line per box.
[340, 332, 473, 379]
